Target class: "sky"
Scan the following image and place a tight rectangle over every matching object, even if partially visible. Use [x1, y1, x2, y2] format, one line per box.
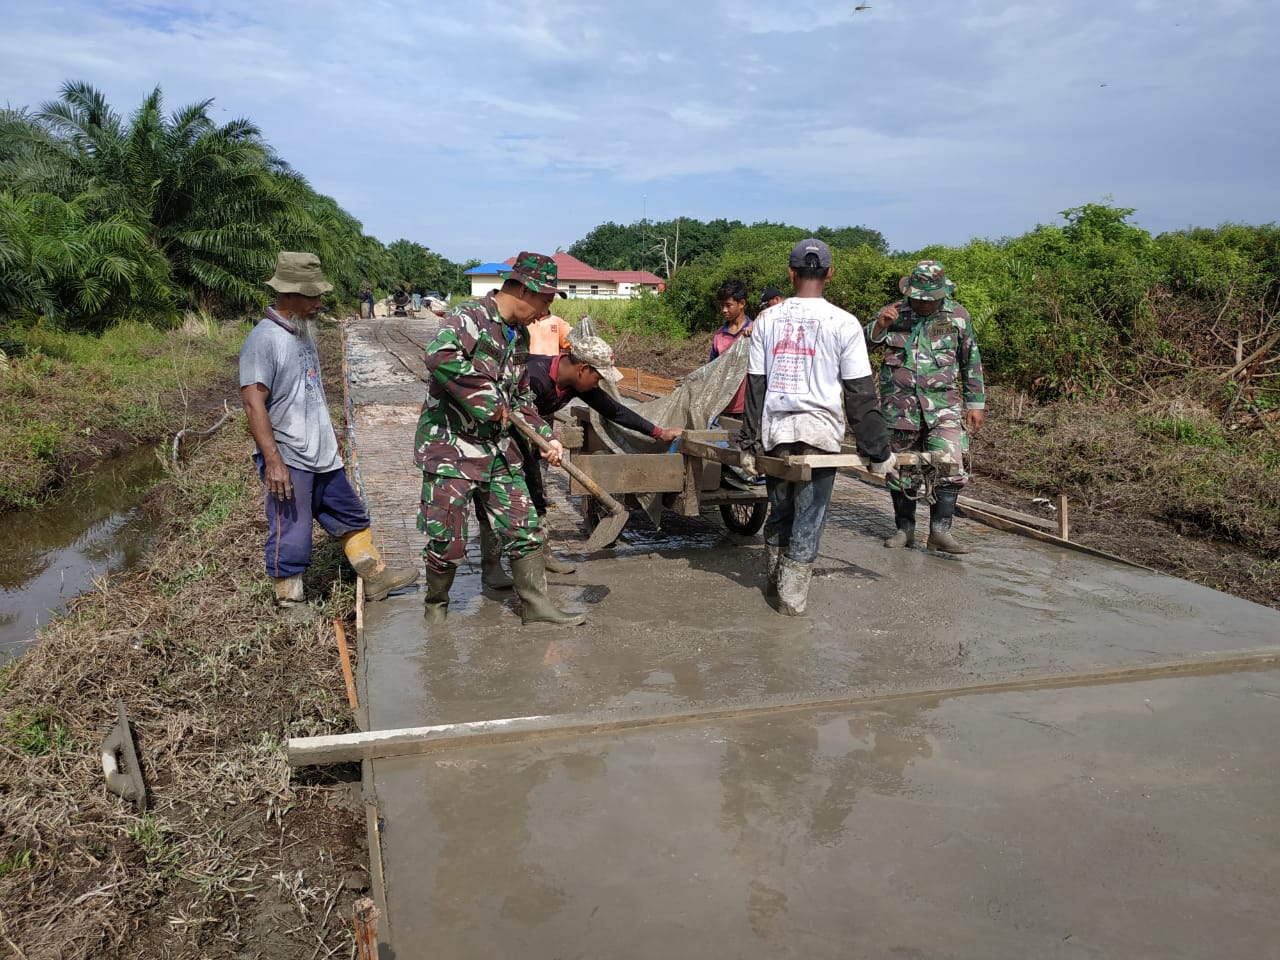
[2, 0, 1276, 263]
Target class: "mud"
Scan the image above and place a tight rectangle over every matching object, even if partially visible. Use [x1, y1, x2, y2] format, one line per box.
[341, 315, 1280, 959]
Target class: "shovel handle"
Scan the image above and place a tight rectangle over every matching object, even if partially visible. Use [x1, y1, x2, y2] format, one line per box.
[509, 413, 626, 514]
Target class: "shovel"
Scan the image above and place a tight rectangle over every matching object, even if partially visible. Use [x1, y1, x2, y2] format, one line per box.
[509, 412, 629, 551]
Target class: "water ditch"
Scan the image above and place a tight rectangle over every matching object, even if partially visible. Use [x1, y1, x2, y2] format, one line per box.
[0, 444, 168, 661]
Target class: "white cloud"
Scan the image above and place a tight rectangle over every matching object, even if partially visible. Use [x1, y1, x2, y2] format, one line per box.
[1, 0, 1276, 258]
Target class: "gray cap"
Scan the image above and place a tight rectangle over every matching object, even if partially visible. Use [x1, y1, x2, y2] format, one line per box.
[570, 335, 623, 382]
[788, 238, 832, 270]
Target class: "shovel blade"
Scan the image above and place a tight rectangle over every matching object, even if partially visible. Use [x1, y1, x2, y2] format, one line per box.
[583, 506, 628, 551]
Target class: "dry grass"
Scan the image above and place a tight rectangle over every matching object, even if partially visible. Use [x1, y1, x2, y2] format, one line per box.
[0, 425, 366, 959]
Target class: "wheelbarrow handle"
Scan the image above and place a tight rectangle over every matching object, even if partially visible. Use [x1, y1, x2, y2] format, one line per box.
[508, 413, 625, 514]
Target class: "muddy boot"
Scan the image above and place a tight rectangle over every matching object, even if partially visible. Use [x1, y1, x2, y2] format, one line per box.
[479, 525, 514, 590]
[542, 552, 578, 576]
[422, 566, 457, 624]
[776, 557, 813, 617]
[273, 574, 311, 621]
[341, 529, 420, 601]
[511, 552, 585, 627]
[884, 489, 917, 548]
[763, 541, 781, 597]
[927, 487, 970, 555]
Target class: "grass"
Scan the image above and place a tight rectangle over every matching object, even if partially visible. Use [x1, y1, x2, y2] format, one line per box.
[0, 318, 249, 511]
[0, 361, 365, 957]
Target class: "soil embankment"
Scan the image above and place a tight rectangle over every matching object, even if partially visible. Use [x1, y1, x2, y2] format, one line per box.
[0, 322, 367, 958]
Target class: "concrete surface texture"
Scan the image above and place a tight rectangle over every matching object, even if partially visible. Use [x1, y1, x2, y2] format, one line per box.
[342, 315, 1280, 960]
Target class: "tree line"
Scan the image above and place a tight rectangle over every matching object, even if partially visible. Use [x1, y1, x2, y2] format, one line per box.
[0, 81, 475, 332]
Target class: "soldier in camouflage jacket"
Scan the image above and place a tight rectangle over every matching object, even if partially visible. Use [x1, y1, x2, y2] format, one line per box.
[416, 252, 584, 626]
[866, 260, 986, 555]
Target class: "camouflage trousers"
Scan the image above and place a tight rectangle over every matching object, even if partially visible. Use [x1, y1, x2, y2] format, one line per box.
[887, 423, 969, 493]
[417, 460, 542, 574]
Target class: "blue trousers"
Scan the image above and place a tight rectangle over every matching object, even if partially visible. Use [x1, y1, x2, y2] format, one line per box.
[762, 441, 837, 565]
[255, 455, 370, 577]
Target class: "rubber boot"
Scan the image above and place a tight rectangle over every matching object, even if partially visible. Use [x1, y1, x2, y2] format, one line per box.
[273, 574, 311, 620]
[422, 566, 457, 624]
[341, 529, 420, 601]
[776, 557, 813, 617]
[511, 552, 585, 627]
[542, 545, 577, 575]
[883, 489, 917, 548]
[479, 525, 515, 590]
[927, 487, 970, 555]
[763, 541, 781, 597]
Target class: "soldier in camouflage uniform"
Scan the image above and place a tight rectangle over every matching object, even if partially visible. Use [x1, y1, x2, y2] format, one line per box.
[866, 261, 986, 554]
[415, 252, 584, 626]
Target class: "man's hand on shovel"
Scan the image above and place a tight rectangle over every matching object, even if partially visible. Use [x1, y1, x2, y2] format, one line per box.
[540, 438, 565, 467]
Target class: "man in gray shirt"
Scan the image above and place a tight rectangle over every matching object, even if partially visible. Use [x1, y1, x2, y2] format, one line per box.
[239, 252, 418, 616]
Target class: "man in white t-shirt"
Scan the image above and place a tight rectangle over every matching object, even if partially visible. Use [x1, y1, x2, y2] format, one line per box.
[737, 239, 896, 615]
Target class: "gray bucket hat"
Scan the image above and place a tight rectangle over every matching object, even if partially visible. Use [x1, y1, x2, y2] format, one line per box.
[569, 335, 624, 382]
[266, 252, 333, 296]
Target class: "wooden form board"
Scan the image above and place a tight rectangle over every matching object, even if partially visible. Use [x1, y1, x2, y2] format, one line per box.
[287, 648, 1280, 766]
[613, 366, 676, 397]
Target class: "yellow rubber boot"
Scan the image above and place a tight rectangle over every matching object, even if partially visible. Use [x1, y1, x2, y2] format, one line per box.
[341, 529, 420, 601]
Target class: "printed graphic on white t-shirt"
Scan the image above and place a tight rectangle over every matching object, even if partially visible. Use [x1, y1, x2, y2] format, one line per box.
[769, 319, 818, 394]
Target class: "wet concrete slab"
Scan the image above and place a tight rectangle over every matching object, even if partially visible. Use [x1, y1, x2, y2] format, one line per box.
[339, 315, 1280, 959]
[373, 670, 1280, 959]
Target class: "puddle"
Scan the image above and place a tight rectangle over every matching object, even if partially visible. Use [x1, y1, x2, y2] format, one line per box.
[0, 445, 166, 660]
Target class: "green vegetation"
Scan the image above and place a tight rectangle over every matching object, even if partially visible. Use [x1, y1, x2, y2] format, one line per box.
[0, 318, 249, 510]
[4, 704, 75, 755]
[0, 80, 470, 333]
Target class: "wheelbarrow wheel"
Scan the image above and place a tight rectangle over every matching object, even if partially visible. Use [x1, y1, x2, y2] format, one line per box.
[720, 501, 767, 536]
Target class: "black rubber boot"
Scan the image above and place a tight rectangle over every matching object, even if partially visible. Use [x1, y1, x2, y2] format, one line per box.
[479, 525, 515, 590]
[511, 552, 585, 627]
[423, 566, 457, 623]
[884, 489, 917, 548]
[928, 486, 970, 555]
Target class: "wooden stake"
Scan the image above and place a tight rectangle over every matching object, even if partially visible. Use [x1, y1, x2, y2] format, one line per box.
[1056, 494, 1071, 541]
[353, 897, 380, 960]
[334, 619, 359, 711]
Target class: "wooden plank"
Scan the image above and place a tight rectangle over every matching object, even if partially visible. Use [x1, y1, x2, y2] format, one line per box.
[569, 452, 684, 494]
[1057, 494, 1071, 541]
[956, 495, 1057, 532]
[678, 437, 807, 481]
[956, 502, 1148, 568]
[614, 366, 676, 397]
[287, 648, 1280, 765]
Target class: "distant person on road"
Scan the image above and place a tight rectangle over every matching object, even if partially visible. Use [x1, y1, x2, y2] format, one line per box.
[360, 284, 375, 319]
[759, 286, 785, 312]
[738, 239, 896, 616]
[415, 252, 584, 626]
[867, 260, 986, 555]
[239, 252, 418, 617]
[710, 277, 753, 417]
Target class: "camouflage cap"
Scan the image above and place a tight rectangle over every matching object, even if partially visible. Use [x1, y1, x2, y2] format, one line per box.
[899, 260, 955, 301]
[569, 335, 623, 382]
[265, 251, 333, 296]
[503, 251, 567, 297]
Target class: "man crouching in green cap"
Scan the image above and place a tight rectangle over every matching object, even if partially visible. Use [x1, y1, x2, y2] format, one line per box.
[867, 260, 986, 555]
[414, 251, 584, 626]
